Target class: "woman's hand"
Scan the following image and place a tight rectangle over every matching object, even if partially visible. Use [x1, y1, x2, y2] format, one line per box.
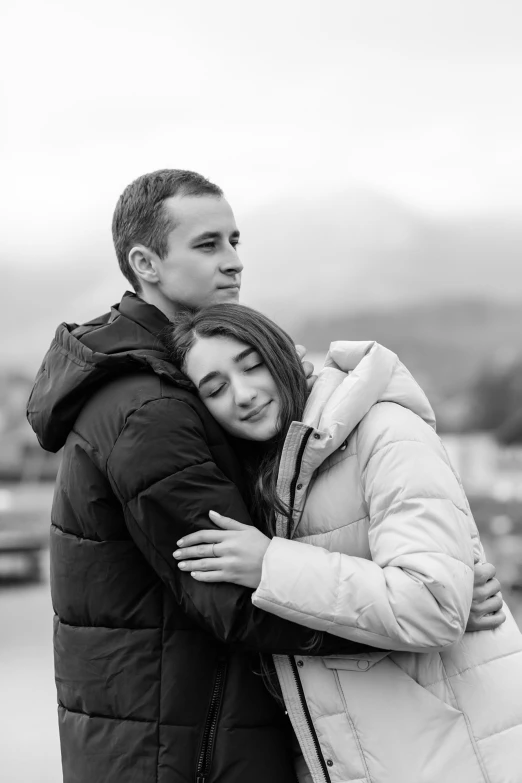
[173, 511, 271, 589]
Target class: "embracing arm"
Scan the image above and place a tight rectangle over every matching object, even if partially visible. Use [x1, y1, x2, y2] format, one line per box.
[175, 424, 504, 647]
[107, 395, 371, 656]
[253, 403, 479, 651]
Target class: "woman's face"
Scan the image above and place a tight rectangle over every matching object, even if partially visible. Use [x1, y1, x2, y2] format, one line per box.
[184, 335, 282, 441]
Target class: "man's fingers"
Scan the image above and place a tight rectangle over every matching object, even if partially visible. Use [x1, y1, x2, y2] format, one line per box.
[473, 561, 496, 586]
[301, 359, 315, 380]
[469, 609, 506, 632]
[472, 593, 504, 617]
[306, 374, 318, 393]
[473, 577, 501, 602]
[295, 344, 316, 388]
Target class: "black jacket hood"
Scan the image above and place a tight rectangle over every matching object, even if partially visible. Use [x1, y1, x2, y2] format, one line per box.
[27, 292, 193, 453]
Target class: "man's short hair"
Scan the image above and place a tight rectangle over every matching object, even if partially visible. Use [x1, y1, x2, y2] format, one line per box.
[112, 169, 223, 291]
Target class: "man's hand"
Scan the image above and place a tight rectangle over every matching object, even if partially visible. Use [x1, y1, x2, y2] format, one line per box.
[295, 344, 317, 393]
[175, 524, 507, 632]
[467, 561, 506, 632]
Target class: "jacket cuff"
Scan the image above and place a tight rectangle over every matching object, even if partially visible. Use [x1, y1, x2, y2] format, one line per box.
[252, 537, 317, 616]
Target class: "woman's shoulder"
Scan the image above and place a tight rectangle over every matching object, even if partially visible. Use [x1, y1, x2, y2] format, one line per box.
[355, 400, 442, 458]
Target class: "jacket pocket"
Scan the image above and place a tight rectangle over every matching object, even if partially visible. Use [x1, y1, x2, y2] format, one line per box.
[329, 656, 488, 782]
[322, 651, 390, 671]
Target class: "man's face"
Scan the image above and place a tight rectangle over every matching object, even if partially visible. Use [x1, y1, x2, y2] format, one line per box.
[155, 195, 243, 310]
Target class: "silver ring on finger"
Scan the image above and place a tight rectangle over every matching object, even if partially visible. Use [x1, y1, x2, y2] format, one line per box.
[212, 543, 217, 558]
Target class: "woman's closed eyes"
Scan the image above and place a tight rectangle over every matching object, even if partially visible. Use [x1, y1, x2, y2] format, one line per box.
[183, 335, 282, 441]
[205, 361, 264, 398]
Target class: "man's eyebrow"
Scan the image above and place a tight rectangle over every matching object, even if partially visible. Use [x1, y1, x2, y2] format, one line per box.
[192, 231, 220, 243]
[192, 229, 241, 243]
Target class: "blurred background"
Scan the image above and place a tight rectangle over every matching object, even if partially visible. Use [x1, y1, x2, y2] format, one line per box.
[2, 0, 522, 779]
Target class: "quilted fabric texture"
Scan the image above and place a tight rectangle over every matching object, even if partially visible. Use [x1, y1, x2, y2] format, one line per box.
[254, 340, 522, 783]
[27, 294, 365, 783]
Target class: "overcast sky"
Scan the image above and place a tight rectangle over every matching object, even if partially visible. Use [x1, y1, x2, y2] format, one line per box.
[3, 0, 522, 272]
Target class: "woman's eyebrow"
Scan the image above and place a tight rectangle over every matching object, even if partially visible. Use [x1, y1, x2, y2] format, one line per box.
[198, 371, 220, 389]
[233, 347, 256, 363]
[198, 348, 256, 388]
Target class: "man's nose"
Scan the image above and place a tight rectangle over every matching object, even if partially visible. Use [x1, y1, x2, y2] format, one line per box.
[220, 246, 243, 276]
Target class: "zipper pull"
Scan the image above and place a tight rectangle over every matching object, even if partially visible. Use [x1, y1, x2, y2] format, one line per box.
[196, 777, 206, 783]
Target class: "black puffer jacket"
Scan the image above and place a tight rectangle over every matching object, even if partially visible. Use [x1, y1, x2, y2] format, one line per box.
[27, 293, 367, 783]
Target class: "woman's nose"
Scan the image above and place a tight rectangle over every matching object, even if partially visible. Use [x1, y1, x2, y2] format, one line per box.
[233, 382, 256, 406]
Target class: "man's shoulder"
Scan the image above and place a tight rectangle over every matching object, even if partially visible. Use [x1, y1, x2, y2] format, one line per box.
[69, 368, 244, 495]
[84, 371, 199, 418]
[74, 371, 208, 452]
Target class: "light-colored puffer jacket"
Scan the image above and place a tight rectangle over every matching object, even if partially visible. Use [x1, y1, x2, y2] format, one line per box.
[252, 341, 522, 783]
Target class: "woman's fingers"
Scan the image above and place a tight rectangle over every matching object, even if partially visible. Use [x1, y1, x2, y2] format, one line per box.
[190, 570, 226, 582]
[208, 510, 246, 530]
[175, 514, 245, 550]
[176, 529, 226, 548]
[174, 542, 223, 560]
[178, 557, 221, 572]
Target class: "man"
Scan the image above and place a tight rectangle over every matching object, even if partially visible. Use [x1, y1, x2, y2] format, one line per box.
[28, 169, 504, 783]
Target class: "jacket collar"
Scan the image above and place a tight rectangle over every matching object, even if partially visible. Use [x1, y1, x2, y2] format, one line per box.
[275, 341, 437, 537]
[118, 291, 172, 340]
[303, 340, 436, 459]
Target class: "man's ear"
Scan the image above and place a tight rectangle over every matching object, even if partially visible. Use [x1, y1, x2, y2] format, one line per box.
[128, 245, 160, 286]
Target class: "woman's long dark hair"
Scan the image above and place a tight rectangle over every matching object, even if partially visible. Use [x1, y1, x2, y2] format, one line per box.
[168, 304, 322, 694]
[167, 303, 309, 535]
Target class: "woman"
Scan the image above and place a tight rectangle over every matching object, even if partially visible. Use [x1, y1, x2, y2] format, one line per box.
[168, 304, 522, 783]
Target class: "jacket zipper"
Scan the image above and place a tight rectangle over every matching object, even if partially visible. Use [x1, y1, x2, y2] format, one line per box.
[286, 426, 314, 538]
[195, 658, 227, 783]
[286, 426, 331, 783]
[289, 656, 331, 783]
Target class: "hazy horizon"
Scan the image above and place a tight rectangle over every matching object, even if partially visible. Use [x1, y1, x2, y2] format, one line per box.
[3, 0, 522, 370]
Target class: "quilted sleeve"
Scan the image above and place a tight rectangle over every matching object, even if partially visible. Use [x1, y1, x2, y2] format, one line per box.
[107, 395, 373, 656]
[252, 402, 474, 651]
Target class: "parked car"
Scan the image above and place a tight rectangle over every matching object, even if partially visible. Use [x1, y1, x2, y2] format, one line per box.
[0, 483, 53, 583]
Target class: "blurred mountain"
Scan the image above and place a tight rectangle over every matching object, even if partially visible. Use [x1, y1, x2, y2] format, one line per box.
[293, 299, 522, 413]
[239, 188, 522, 322]
[3, 186, 522, 378]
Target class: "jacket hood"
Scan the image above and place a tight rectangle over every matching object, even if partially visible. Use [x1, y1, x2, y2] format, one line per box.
[27, 293, 192, 453]
[303, 340, 435, 461]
